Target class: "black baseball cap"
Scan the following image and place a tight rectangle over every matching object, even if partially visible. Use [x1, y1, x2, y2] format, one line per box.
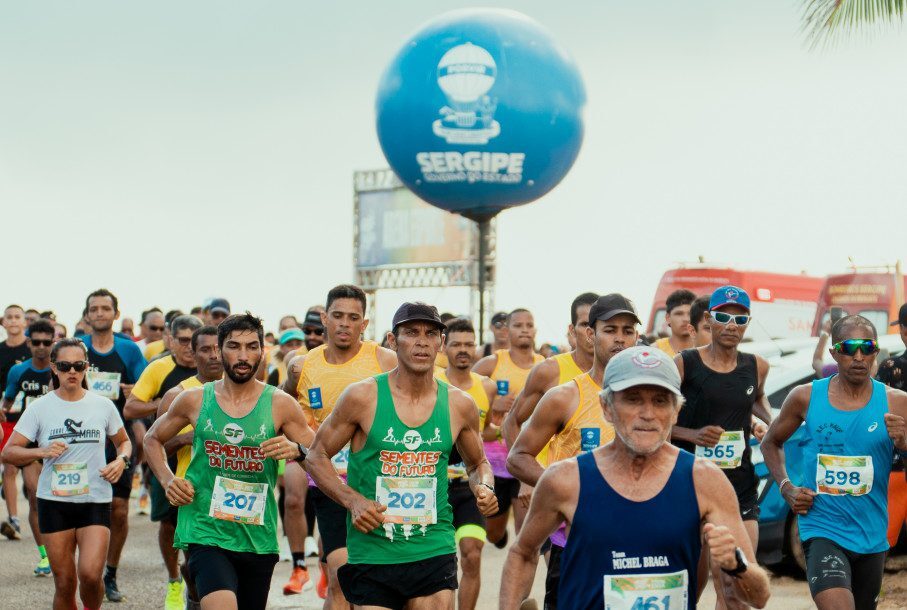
[490, 312, 508, 326]
[891, 303, 907, 327]
[302, 310, 324, 329]
[392, 302, 445, 332]
[207, 298, 230, 315]
[588, 293, 640, 327]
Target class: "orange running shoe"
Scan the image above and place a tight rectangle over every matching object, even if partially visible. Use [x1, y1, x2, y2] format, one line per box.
[316, 565, 328, 599]
[282, 566, 311, 595]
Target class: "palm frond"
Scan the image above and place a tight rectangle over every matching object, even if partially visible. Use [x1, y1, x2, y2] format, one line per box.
[803, 0, 905, 47]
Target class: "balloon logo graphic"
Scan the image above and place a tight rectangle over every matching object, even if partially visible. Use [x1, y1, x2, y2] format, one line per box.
[376, 9, 586, 221]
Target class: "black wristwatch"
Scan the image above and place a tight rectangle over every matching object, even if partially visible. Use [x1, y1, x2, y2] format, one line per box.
[295, 442, 309, 463]
[118, 454, 131, 469]
[721, 547, 749, 578]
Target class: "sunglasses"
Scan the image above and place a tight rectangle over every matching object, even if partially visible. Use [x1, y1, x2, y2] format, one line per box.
[54, 360, 88, 373]
[493, 321, 506, 329]
[174, 336, 192, 346]
[148, 325, 165, 332]
[833, 339, 879, 356]
[30, 339, 53, 347]
[710, 311, 751, 326]
[303, 327, 324, 336]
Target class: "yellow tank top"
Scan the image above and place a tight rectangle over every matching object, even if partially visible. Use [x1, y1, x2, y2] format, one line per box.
[546, 372, 614, 465]
[435, 370, 490, 428]
[654, 337, 676, 358]
[490, 349, 545, 396]
[174, 376, 202, 478]
[297, 341, 383, 428]
[553, 352, 584, 385]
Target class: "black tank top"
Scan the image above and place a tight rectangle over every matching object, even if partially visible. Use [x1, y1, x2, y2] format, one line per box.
[676, 349, 758, 496]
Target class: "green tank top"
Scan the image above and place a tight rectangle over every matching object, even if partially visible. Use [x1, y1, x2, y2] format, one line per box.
[174, 382, 279, 555]
[346, 372, 455, 564]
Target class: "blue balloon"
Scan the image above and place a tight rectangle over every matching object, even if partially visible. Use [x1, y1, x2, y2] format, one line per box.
[376, 9, 586, 221]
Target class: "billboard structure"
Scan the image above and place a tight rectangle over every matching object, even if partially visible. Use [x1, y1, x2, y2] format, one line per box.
[354, 169, 496, 338]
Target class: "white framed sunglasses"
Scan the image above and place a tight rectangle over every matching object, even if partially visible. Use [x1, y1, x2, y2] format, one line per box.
[710, 311, 750, 326]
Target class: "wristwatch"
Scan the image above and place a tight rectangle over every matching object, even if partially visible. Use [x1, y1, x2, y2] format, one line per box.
[118, 454, 131, 469]
[295, 442, 309, 463]
[721, 547, 749, 578]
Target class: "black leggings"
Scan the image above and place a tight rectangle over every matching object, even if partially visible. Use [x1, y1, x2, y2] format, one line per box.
[187, 544, 278, 610]
[804, 537, 886, 610]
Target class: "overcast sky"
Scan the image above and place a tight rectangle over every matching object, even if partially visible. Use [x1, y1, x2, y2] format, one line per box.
[2, 1, 906, 342]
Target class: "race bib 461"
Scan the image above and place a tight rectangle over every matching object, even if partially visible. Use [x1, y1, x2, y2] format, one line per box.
[604, 569, 688, 610]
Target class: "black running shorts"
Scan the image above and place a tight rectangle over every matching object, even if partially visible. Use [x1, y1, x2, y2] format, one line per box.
[338, 553, 458, 610]
[490, 476, 521, 517]
[803, 537, 885, 609]
[310, 486, 349, 560]
[38, 498, 111, 534]
[186, 544, 278, 610]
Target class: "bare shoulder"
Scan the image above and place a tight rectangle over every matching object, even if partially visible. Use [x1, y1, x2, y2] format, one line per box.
[171, 385, 204, 415]
[785, 382, 813, 409]
[529, 357, 559, 381]
[472, 353, 498, 375]
[755, 354, 770, 376]
[376, 345, 397, 370]
[161, 384, 182, 402]
[447, 383, 477, 411]
[538, 380, 579, 412]
[537, 457, 580, 498]
[480, 376, 496, 393]
[271, 387, 302, 410]
[338, 376, 379, 408]
[884, 385, 907, 410]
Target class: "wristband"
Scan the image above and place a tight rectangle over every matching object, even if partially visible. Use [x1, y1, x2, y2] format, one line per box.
[779, 477, 791, 493]
[295, 442, 309, 463]
[480, 482, 495, 494]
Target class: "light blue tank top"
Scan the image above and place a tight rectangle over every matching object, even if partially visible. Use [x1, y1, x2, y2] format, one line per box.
[798, 376, 893, 554]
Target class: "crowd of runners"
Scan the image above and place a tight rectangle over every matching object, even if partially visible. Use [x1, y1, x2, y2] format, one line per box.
[0, 283, 906, 610]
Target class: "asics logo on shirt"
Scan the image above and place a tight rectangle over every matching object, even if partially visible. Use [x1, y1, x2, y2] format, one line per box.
[868, 422, 878, 432]
[746, 386, 754, 395]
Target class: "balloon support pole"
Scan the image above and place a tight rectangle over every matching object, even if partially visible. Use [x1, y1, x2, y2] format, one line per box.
[468, 213, 494, 343]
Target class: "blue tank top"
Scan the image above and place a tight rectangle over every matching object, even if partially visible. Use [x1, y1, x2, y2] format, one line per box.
[559, 450, 701, 610]
[799, 376, 893, 554]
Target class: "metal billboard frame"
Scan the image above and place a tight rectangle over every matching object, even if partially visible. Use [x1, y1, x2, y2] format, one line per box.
[353, 169, 496, 340]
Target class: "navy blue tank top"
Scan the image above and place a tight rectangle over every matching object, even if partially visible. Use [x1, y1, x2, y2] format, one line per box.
[559, 450, 701, 610]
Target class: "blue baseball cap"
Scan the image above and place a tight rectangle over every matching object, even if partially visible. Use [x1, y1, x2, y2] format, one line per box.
[709, 285, 750, 313]
[279, 329, 306, 345]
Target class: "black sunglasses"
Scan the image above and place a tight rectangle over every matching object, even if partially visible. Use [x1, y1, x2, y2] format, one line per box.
[30, 339, 53, 347]
[303, 327, 324, 336]
[148, 325, 165, 332]
[55, 360, 88, 373]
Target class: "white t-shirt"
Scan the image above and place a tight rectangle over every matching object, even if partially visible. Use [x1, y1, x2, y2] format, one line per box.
[14, 390, 124, 503]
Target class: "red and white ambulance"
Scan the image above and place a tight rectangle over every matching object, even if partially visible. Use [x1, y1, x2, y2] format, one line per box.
[647, 265, 824, 342]
[811, 263, 906, 335]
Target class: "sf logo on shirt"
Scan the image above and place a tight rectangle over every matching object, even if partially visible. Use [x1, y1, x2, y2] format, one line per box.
[223, 423, 246, 444]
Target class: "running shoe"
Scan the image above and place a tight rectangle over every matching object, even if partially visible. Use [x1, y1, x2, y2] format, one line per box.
[137, 486, 150, 516]
[164, 579, 185, 610]
[316, 565, 328, 599]
[519, 600, 540, 610]
[104, 573, 123, 602]
[283, 566, 312, 595]
[1, 518, 21, 540]
[33, 557, 51, 577]
[304, 536, 318, 557]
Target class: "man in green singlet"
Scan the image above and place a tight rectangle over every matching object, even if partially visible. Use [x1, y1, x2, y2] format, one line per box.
[144, 313, 315, 610]
[305, 302, 497, 610]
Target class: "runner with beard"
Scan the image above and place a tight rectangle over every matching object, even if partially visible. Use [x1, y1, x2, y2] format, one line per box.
[1, 318, 55, 572]
[282, 286, 396, 606]
[473, 309, 544, 547]
[80, 288, 147, 602]
[436, 317, 497, 610]
[507, 294, 639, 609]
[144, 313, 315, 610]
